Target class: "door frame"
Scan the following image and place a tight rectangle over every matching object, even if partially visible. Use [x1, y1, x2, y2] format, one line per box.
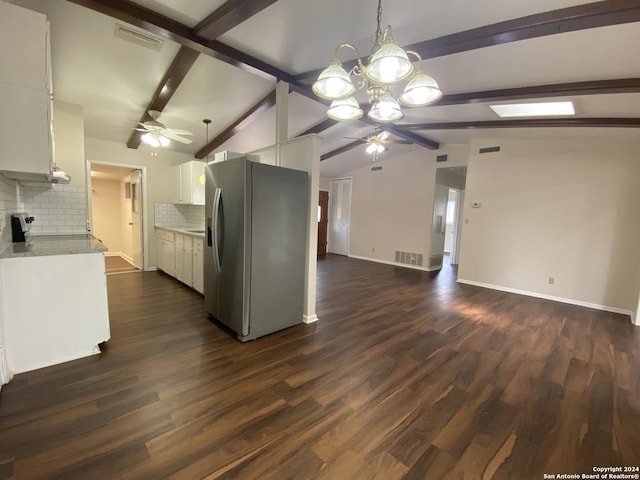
[86, 160, 149, 270]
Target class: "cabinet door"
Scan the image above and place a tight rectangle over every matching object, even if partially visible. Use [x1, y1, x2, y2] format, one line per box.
[0, 2, 48, 92]
[191, 162, 205, 205]
[171, 165, 182, 203]
[160, 239, 176, 276]
[180, 163, 193, 204]
[183, 246, 193, 287]
[0, 84, 51, 177]
[192, 248, 204, 294]
[175, 245, 186, 282]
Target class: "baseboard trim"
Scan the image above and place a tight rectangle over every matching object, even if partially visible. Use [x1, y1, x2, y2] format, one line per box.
[457, 278, 634, 321]
[303, 314, 318, 324]
[348, 254, 432, 272]
[104, 251, 121, 257]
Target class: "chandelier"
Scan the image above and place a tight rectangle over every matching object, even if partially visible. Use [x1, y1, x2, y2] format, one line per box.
[312, 0, 442, 123]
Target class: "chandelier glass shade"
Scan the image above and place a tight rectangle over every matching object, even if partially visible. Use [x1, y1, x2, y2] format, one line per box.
[312, 2, 442, 123]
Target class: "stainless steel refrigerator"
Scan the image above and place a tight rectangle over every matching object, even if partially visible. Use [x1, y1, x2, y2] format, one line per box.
[204, 157, 309, 341]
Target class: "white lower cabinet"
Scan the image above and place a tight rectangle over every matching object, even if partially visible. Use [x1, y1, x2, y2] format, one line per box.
[156, 229, 175, 276]
[156, 228, 203, 293]
[0, 253, 110, 374]
[175, 234, 193, 286]
[192, 238, 204, 294]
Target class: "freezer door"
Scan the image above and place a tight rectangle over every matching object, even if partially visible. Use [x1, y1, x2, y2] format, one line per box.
[247, 162, 309, 340]
[204, 159, 250, 336]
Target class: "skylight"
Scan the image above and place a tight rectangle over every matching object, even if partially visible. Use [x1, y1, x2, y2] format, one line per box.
[490, 101, 575, 118]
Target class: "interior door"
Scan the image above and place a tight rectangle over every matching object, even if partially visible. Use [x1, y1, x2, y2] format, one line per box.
[429, 184, 449, 270]
[328, 178, 352, 255]
[317, 190, 328, 255]
[129, 170, 143, 269]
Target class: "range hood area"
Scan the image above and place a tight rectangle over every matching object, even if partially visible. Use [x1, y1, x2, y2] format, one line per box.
[1, 164, 71, 186]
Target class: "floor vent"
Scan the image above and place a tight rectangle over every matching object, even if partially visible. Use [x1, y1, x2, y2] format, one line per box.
[429, 254, 443, 269]
[114, 24, 164, 51]
[395, 251, 424, 266]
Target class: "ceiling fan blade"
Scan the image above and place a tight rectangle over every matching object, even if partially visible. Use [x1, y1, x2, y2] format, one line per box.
[342, 136, 366, 142]
[166, 128, 193, 136]
[378, 131, 390, 141]
[163, 132, 193, 144]
[384, 139, 414, 145]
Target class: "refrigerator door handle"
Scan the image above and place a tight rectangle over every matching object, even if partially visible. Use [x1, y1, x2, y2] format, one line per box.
[212, 187, 223, 272]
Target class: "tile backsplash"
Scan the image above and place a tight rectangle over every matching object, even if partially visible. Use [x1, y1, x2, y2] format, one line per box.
[19, 184, 87, 235]
[155, 203, 205, 229]
[0, 175, 20, 242]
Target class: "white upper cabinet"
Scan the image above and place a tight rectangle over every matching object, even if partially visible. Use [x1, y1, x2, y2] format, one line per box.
[0, 2, 53, 180]
[172, 161, 205, 205]
[0, 2, 50, 93]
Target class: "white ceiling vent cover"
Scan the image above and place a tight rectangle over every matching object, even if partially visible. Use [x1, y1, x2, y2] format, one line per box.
[114, 24, 163, 51]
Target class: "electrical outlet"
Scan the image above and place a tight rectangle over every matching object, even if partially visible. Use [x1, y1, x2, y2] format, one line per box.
[548, 276, 555, 285]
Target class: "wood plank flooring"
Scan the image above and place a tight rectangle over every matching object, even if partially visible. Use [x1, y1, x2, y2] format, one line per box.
[105, 255, 139, 274]
[1, 254, 639, 479]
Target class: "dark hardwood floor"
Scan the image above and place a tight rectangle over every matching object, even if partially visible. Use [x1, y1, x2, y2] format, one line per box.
[1, 254, 639, 479]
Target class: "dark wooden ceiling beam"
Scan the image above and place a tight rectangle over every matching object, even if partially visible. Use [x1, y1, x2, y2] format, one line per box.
[68, 0, 296, 82]
[436, 78, 640, 106]
[294, 1, 640, 84]
[400, 118, 640, 130]
[320, 139, 365, 161]
[194, 0, 279, 38]
[361, 119, 440, 150]
[195, 89, 277, 159]
[126, 46, 200, 148]
[297, 118, 336, 137]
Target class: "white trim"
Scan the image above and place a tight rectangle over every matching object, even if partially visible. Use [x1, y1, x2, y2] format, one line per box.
[104, 251, 122, 257]
[348, 254, 432, 272]
[457, 278, 634, 320]
[303, 314, 318, 324]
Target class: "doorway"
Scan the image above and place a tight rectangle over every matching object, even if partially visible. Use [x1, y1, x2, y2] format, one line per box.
[429, 166, 467, 271]
[444, 188, 464, 266]
[87, 162, 145, 273]
[328, 177, 352, 256]
[318, 190, 329, 255]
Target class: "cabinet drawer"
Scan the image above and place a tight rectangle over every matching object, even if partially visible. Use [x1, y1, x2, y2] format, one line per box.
[193, 238, 204, 251]
[156, 229, 174, 242]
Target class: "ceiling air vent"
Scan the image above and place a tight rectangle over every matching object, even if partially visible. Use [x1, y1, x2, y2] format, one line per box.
[114, 24, 163, 51]
[436, 154, 448, 162]
[371, 166, 382, 171]
[479, 146, 501, 154]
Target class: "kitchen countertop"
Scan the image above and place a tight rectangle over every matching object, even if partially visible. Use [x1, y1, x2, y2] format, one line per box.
[155, 226, 206, 238]
[0, 234, 108, 259]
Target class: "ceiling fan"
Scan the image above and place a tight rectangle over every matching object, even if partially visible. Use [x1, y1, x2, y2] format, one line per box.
[347, 128, 413, 161]
[136, 110, 193, 147]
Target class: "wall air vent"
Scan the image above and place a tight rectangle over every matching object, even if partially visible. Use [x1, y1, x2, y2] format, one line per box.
[395, 251, 423, 266]
[371, 166, 382, 171]
[114, 24, 163, 51]
[436, 155, 448, 162]
[479, 146, 501, 154]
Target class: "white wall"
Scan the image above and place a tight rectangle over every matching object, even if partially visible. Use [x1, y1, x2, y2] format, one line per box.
[458, 138, 640, 318]
[52, 100, 85, 188]
[343, 145, 469, 267]
[85, 138, 194, 269]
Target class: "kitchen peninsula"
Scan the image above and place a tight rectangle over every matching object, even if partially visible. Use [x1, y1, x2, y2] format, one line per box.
[0, 234, 110, 378]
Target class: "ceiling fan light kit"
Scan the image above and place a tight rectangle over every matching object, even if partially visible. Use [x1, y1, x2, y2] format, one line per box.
[138, 109, 193, 148]
[312, 0, 442, 123]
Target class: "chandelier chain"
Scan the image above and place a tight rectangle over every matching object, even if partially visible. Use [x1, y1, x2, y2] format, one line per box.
[374, 0, 383, 48]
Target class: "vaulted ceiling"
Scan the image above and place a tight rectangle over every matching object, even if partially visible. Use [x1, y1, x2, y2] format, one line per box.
[8, 0, 640, 177]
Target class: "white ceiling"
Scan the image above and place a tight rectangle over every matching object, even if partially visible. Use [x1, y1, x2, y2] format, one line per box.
[7, 0, 640, 177]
